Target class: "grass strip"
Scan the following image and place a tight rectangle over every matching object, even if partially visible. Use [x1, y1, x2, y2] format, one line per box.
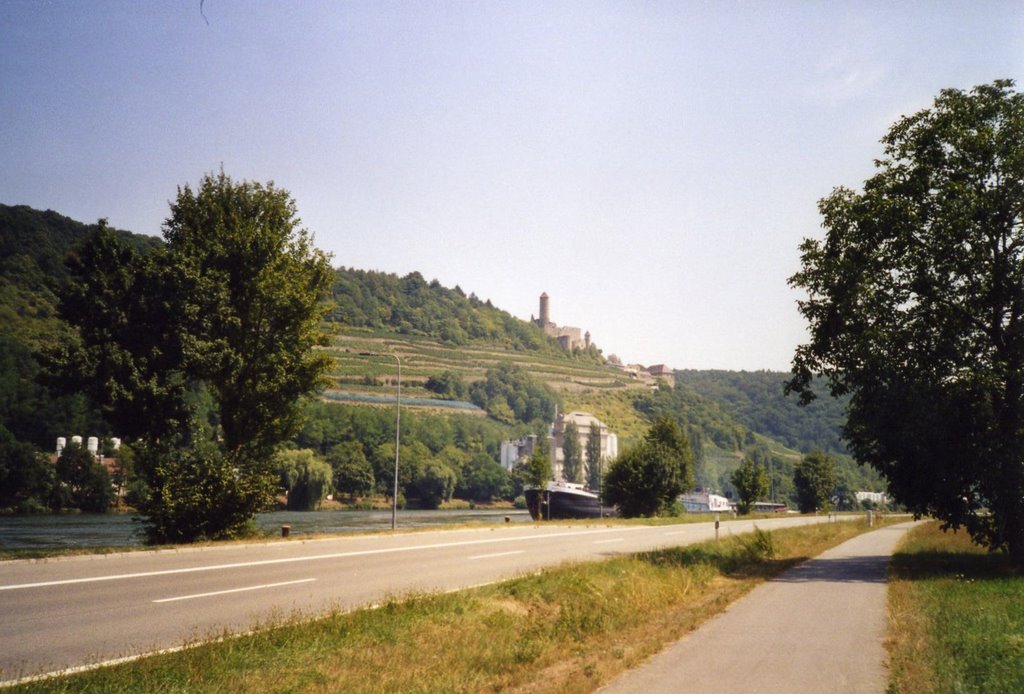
[886, 522, 1024, 694]
[14, 520, 889, 693]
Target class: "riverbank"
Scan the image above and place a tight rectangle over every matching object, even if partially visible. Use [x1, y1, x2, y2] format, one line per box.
[0, 508, 532, 557]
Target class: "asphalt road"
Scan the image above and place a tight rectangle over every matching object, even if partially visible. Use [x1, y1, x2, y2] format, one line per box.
[600, 521, 919, 694]
[0, 514, 840, 683]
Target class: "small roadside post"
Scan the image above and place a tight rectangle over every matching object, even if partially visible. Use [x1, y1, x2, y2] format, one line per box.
[715, 513, 720, 542]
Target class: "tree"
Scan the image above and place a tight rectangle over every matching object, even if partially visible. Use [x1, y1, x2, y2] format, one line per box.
[793, 451, 836, 513]
[0, 437, 55, 512]
[561, 420, 583, 483]
[327, 441, 374, 499]
[788, 80, 1024, 563]
[53, 443, 113, 513]
[525, 447, 552, 488]
[276, 448, 333, 511]
[49, 172, 334, 542]
[731, 456, 769, 515]
[602, 417, 694, 517]
[411, 458, 457, 509]
[456, 452, 511, 502]
[585, 424, 602, 491]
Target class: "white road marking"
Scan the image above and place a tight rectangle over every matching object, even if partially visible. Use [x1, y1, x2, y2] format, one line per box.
[593, 538, 624, 544]
[467, 550, 525, 560]
[152, 578, 316, 604]
[0, 526, 655, 592]
[662, 530, 691, 536]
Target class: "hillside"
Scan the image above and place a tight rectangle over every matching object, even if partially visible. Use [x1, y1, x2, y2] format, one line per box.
[676, 369, 849, 454]
[0, 204, 882, 509]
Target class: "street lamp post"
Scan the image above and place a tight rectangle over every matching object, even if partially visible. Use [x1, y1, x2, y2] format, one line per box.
[391, 353, 401, 530]
[359, 351, 401, 530]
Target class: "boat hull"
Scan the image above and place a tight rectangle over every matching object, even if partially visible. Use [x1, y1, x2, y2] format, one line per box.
[525, 485, 605, 520]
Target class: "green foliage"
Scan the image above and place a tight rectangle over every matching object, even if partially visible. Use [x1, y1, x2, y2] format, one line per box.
[51, 443, 113, 513]
[0, 436, 55, 512]
[793, 451, 836, 513]
[678, 370, 849, 454]
[327, 268, 602, 361]
[455, 452, 512, 502]
[410, 457, 457, 509]
[603, 417, 694, 517]
[634, 383, 745, 454]
[42, 222, 192, 442]
[524, 448, 552, 488]
[136, 440, 270, 542]
[585, 423, 602, 490]
[327, 441, 375, 498]
[561, 420, 583, 484]
[44, 173, 334, 542]
[788, 80, 1024, 563]
[424, 370, 468, 400]
[730, 456, 769, 515]
[164, 171, 334, 463]
[468, 364, 560, 425]
[276, 448, 333, 511]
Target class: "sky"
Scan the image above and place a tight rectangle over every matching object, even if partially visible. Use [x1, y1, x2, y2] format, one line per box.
[2, 1, 1023, 371]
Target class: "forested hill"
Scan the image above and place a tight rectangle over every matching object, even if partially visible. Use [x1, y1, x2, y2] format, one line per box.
[676, 369, 849, 454]
[0, 204, 162, 347]
[327, 267, 602, 360]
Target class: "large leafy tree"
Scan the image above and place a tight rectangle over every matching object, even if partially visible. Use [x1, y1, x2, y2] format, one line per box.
[603, 417, 694, 517]
[48, 172, 333, 542]
[793, 451, 836, 514]
[730, 456, 769, 515]
[788, 80, 1024, 563]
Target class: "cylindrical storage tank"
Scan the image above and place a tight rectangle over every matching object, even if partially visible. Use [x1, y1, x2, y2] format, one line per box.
[87, 437, 99, 454]
[71, 435, 83, 446]
[111, 437, 121, 450]
[56, 437, 66, 455]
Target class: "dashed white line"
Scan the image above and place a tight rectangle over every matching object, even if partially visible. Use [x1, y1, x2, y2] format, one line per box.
[467, 550, 526, 561]
[153, 578, 316, 603]
[593, 538, 624, 545]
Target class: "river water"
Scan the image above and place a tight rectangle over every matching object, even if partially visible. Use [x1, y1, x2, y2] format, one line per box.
[0, 509, 532, 551]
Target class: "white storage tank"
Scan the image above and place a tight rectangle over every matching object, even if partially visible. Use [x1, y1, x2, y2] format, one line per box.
[87, 437, 99, 455]
[56, 437, 66, 455]
[71, 435, 83, 447]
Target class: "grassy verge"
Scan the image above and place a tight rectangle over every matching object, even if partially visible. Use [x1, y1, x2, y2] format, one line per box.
[887, 522, 1024, 693]
[15, 519, 890, 693]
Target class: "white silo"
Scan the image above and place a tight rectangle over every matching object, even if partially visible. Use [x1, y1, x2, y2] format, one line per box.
[56, 437, 66, 455]
[87, 437, 99, 455]
[111, 437, 121, 450]
[71, 435, 83, 447]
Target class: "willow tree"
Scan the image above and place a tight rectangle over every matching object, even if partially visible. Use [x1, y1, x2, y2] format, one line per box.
[788, 81, 1024, 564]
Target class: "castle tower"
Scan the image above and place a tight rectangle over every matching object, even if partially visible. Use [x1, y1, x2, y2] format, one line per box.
[539, 292, 550, 326]
[584, 331, 591, 349]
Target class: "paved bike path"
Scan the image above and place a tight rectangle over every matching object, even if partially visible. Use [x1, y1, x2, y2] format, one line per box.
[601, 521, 919, 694]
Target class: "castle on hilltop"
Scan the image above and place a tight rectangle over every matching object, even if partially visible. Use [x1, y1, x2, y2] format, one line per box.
[532, 292, 590, 351]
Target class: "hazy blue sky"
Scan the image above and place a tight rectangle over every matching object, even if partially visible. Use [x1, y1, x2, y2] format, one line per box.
[3, 1, 1022, 371]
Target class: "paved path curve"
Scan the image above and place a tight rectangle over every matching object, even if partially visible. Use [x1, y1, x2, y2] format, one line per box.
[601, 521, 920, 694]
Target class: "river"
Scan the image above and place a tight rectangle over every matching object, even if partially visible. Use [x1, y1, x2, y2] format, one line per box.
[0, 509, 532, 551]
